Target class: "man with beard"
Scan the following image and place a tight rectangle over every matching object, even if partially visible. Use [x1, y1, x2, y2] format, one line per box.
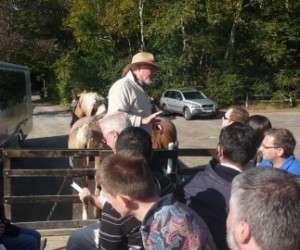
[107, 52, 162, 134]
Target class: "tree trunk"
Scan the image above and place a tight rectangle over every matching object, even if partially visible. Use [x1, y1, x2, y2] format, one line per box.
[139, 0, 145, 51]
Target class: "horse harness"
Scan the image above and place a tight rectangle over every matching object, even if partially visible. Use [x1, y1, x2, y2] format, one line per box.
[90, 97, 107, 116]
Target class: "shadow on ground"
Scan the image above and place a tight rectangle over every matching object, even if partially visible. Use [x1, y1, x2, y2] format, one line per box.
[22, 135, 69, 149]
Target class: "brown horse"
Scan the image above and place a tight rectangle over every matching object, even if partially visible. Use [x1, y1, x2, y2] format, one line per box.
[151, 116, 177, 149]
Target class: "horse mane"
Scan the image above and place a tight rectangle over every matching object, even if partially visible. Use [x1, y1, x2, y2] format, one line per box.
[75, 123, 92, 148]
[80, 92, 107, 116]
[166, 118, 177, 136]
[160, 117, 177, 141]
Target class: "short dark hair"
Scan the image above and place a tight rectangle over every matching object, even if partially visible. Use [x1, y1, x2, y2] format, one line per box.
[219, 122, 257, 165]
[96, 150, 157, 200]
[265, 128, 296, 157]
[116, 127, 153, 161]
[230, 167, 300, 250]
[248, 115, 272, 146]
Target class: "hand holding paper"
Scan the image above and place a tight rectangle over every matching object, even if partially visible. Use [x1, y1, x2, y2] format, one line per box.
[71, 181, 83, 193]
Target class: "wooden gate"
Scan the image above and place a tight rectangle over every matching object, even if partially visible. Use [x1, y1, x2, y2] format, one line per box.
[0, 147, 213, 234]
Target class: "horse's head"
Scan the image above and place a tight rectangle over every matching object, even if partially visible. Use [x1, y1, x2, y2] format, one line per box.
[151, 118, 178, 149]
[70, 91, 107, 127]
[71, 92, 87, 126]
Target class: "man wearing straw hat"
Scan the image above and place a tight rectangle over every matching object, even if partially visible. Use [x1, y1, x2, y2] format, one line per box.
[107, 52, 162, 134]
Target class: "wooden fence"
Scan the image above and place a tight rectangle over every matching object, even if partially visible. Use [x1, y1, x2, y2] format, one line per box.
[0, 147, 214, 233]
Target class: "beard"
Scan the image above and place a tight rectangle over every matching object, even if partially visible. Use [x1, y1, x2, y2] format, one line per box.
[143, 77, 152, 86]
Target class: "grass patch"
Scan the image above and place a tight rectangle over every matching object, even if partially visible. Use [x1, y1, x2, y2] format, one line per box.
[246, 103, 300, 112]
[220, 102, 300, 113]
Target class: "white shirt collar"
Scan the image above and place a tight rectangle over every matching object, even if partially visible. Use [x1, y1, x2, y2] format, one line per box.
[221, 163, 242, 172]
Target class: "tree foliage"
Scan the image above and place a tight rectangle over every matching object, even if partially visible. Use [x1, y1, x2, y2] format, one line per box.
[0, 0, 300, 106]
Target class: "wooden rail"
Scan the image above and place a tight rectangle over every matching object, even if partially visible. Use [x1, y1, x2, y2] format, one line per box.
[0, 147, 214, 231]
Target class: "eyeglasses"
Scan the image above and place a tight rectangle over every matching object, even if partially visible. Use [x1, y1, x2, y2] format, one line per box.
[261, 144, 279, 149]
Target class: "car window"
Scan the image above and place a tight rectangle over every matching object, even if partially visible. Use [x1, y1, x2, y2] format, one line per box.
[183, 91, 206, 100]
[173, 91, 182, 100]
[164, 91, 172, 98]
[170, 91, 176, 99]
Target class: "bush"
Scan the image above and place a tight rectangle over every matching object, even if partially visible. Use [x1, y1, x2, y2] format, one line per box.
[270, 90, 288, 108]
[206, 72, 245, 106]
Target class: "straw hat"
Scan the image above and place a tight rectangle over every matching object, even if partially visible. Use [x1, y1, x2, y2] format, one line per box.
[122, 52, 160, 76]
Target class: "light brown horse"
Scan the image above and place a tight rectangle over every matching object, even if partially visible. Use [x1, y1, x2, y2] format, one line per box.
[68, 91, 107, 220]
[68, 115, 108, 220]
[70, 90, 107, 127]
[71, 92, 177, 149]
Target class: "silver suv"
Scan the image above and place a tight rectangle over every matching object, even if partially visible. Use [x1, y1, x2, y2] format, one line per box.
[159, 88, 219, 120]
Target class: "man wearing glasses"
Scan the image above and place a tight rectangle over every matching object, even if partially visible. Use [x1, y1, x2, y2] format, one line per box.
[259, 128, 300, 176]
[221, 105, 249, 128]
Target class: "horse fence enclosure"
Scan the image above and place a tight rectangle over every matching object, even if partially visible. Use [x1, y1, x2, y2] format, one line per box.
[0, 147, 214, 235]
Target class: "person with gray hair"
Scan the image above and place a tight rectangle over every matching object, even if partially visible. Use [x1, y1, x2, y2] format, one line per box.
[227, 167, 300, 250]
[99, 111, 131, 151]
[259, 128, 300, 176]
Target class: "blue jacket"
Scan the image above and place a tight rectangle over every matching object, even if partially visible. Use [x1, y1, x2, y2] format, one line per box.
[260, 155, 300, 176]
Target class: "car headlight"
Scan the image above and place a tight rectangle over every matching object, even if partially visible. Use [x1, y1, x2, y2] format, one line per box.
[191, 104, 201, 109]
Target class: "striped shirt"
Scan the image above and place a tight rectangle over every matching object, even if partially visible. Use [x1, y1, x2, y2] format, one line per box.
[99, 171, 174, 249]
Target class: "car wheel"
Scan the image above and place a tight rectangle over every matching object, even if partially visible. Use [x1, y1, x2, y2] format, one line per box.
[184, 108, 192, 120]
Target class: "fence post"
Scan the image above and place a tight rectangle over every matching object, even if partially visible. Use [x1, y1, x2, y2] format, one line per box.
[1, 151, 12, 220]
[166, 142, 175, 174]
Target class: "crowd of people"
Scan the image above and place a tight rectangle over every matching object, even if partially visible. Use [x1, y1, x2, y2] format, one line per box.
[2, 51, 300, 249]
[67, 52, 300, 250]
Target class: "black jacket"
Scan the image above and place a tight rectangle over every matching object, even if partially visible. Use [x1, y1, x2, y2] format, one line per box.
[176, 163, 240, 250]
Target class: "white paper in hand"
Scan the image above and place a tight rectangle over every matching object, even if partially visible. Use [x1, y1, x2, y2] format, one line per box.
[71, 181, 83, 193]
